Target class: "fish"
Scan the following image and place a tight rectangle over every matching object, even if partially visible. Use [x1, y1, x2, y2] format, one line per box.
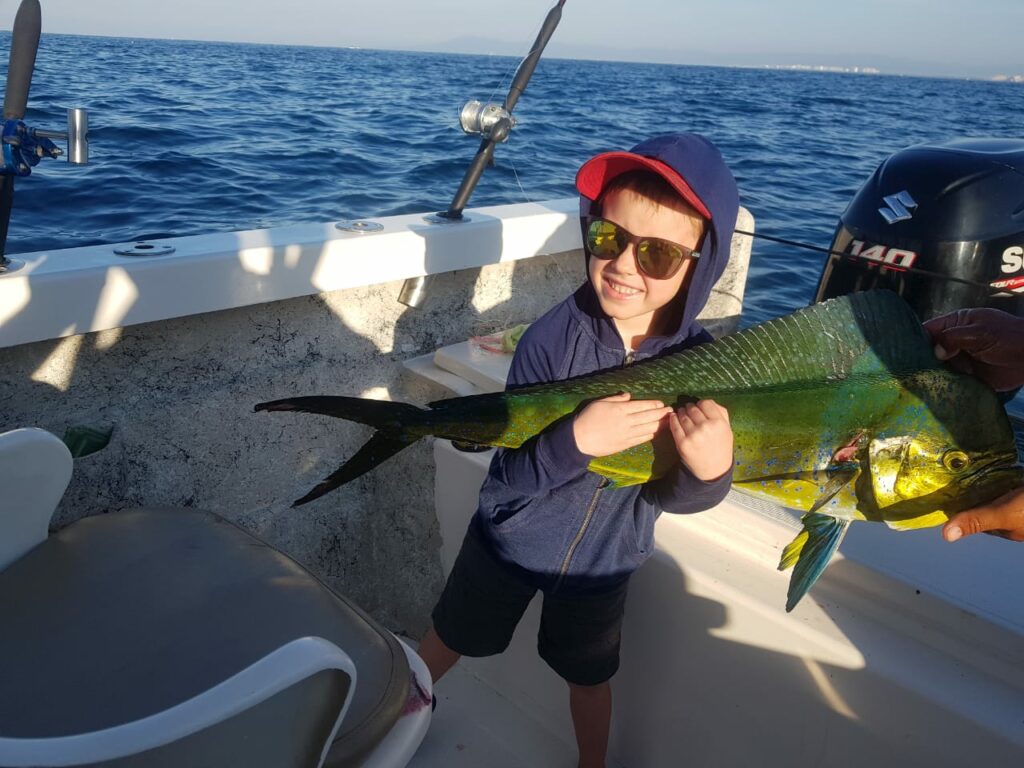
[255, 290, 1023, 611]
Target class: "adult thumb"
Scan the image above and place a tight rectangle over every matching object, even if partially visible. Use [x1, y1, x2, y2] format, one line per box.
[943, 508, 1000, 541]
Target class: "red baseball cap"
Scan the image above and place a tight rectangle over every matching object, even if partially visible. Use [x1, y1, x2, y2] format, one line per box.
[575, 135, 713, 220]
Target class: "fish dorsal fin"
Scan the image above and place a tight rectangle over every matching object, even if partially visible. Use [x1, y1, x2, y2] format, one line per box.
[579, 290, 937, 397]
[778, 512, 852, 612]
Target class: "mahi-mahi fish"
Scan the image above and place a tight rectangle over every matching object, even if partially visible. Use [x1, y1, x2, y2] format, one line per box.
[256, 290, 1023, 611]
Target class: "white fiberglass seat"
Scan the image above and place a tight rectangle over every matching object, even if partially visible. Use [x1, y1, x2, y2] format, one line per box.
[0, 428, 430, 768]
[0, 427, 74, 571]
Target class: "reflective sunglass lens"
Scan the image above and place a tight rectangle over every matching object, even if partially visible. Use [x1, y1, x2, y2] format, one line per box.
[638, 240, 683, 279]
[587, 219, 623, 257]
[585, 218, 694, 279]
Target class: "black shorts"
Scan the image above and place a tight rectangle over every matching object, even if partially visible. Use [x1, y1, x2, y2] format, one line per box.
[431, 530, 629, 686]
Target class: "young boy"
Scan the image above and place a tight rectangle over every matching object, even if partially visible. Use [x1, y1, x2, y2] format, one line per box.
[419, 133, 740, 767]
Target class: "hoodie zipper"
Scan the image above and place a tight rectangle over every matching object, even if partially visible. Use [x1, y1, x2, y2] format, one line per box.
[552, 348, 632, 591]
[554, 478, 608, 591]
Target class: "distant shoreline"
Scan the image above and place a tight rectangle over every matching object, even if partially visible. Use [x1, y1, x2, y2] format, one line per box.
[7, 30, 1022, 84]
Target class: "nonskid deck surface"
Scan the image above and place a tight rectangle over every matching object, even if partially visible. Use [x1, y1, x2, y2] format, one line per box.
[406, 656, 628, 768]
[407, 661, 574, 767]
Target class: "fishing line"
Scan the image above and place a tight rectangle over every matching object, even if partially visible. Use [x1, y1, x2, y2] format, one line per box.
[736, 227, 1013, 299]
[484, 2, 552, 108]
[485, 59, 518, 106]
[508, 156, 534, 204]
[481, 1, 562, 207]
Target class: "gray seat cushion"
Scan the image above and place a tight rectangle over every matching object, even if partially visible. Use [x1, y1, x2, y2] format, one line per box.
[0, 507, 408, 767]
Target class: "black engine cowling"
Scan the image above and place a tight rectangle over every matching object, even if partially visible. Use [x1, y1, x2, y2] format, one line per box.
[815, 138, 1024, 321]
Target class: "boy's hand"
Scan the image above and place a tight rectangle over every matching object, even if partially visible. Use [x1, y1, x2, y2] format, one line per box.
[573, 392, 672, 458]
[668, 400, 733, 482]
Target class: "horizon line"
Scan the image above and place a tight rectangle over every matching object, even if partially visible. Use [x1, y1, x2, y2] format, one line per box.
[9, 29, 1022, 83]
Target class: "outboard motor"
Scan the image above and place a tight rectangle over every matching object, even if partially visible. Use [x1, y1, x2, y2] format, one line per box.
[815, 138, 1024, 321]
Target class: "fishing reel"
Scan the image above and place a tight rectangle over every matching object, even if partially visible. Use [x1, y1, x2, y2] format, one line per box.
[459, 100, 516, 143]
[399, 0, 567, 308]
[1, 107, 88, 176]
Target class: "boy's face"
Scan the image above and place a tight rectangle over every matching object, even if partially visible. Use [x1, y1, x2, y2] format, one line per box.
[588, 187, 704, 342]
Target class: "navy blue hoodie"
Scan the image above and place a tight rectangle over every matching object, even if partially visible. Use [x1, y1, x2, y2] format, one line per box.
[469, 134, 740, 596]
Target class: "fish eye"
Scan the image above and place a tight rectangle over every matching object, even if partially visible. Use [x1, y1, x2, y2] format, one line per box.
[942, 451, 970, 472]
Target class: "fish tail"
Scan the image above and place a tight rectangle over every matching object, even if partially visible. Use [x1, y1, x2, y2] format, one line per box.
[778, 513, 851, 612]
[255, 395, 437, 505]
[255, 395, 430, 432]
[291, 432, 418, 506]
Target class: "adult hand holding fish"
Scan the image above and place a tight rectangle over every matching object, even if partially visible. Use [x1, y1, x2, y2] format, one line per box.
[925, 307, 1024, 391]
[941, 487, 1024, 542]
[925, 307, 1024, 543]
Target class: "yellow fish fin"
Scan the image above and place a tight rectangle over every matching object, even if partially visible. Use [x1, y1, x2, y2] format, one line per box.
[779, 530, 809, 571]
[778, 513, 852, 611]
[588, 457, 649, 487]
[590, 465, 645, 487]
[778, 468, 860, 573]
[885, 510, 949, 531]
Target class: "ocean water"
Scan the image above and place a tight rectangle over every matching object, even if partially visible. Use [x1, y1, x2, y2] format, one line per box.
[7, 34, 1023, 324]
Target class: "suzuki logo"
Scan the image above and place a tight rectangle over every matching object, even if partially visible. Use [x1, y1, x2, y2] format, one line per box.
[879, 191, 918, 224]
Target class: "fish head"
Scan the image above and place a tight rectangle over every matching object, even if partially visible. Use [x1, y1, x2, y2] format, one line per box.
[866, 375, 1024, 519]
[868, 433, 1021, 512]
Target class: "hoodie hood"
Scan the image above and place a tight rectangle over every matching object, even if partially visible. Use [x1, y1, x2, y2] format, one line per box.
[576, 133, 740, 342]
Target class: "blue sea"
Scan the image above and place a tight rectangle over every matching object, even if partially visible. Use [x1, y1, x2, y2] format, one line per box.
[8, 34, 1023, 324]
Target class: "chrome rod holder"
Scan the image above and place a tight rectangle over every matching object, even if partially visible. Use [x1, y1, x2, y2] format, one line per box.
[33, 107, 89, 164]
[398, 275, 429, 309]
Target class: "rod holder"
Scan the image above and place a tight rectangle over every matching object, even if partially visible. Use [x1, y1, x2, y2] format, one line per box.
[32, 107, 89, 165]
[398, 275, 429, 309]
[67, 108, 88, 164]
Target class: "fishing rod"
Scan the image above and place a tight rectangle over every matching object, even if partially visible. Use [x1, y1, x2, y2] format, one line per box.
[0, 0, 89, 275]
[398, 0, 567, 308]
[735, 227, 1018, 300]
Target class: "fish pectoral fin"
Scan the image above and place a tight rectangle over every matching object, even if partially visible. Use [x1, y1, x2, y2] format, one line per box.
[808, 468, 860, 514]
[884, 509, 949, 531]
[451, 439, 492, 453]
[778, 513, 852, 612]
[587, 452, 653, 488]
[587, 464, 642, 488]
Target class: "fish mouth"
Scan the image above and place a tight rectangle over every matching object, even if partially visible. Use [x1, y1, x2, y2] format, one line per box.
[970, 452, 1023, 479]
[959, 453, 1024, 498]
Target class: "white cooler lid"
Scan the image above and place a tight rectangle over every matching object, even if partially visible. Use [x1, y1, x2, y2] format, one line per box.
[432, 340, 513, 394]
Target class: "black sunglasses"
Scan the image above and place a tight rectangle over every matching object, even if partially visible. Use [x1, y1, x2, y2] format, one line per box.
[581, 217, 702, 280]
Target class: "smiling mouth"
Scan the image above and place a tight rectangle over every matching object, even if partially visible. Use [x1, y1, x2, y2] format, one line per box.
[605, 277, 642, 298]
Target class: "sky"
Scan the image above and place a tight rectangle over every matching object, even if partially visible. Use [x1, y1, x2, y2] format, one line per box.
[11, 0, 1024, 79]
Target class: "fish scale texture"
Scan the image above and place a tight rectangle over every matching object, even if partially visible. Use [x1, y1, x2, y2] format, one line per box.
[507, 291, 935, 400]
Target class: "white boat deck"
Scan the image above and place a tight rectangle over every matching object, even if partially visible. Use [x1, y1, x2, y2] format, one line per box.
[408, 659, 587, 768]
